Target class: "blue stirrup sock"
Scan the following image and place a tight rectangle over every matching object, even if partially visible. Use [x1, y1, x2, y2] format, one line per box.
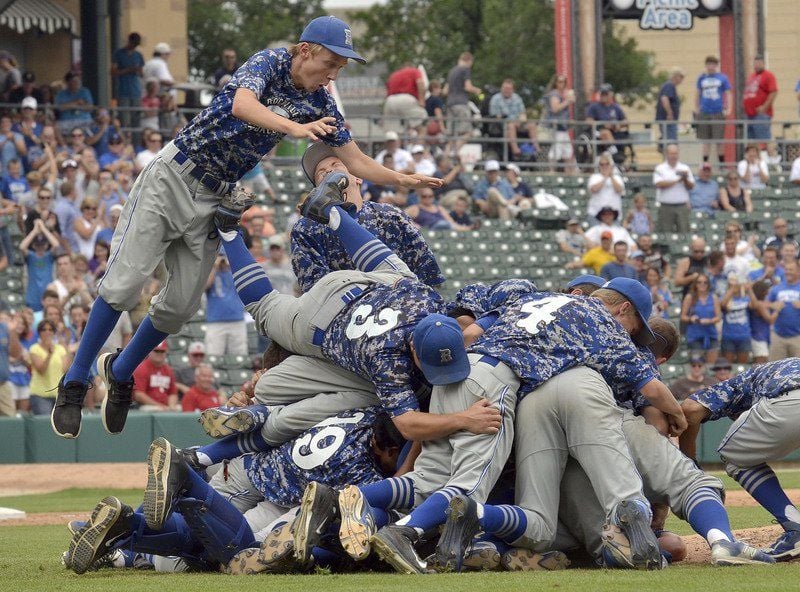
[111, 315, 169, 381]
[328, 207, 393, 272]
[360, 476, 415, 511]
[220, 231, 273, 305]
[733, 464, 800, 529]
[684, 487, 733, 544]
[400, 487, 463, 533]
[478, 503, 527, 542]
[64, 297, 121, 384]
[194, 431, 269, 467]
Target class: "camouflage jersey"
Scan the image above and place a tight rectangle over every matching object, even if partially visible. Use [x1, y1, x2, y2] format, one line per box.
[614, 347, 661, 411]
[245, 408, 385, 507]
[690, 358, 800, 421]
[469, 291, 658, 399]
[291, 201, 445, 292]
[448, 279, 538, 319]
[175, 47, 350, 182]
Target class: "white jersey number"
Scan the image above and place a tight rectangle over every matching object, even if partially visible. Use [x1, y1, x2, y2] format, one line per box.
[345, 304, 402, 340]
[515, 295, 573, 335]
[290, 412, 364, 470]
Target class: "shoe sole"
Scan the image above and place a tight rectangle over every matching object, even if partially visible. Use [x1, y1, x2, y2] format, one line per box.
[66, 496, 122, 574]
[371, 531, 424, 575]
[614, 500, 662, 570]
[770, 546, 800, 561]
[199, 407, 255, 439]
[293, 482, 325, 563]
[338, 485, 374, 561]
[228, 524, 295, 575]
[143, 437, 173, 530]
[435, 496, 479, 571]
[97, 352, 124, 435]
[462, 547, 501, 571]
[502, 549, 571, 571]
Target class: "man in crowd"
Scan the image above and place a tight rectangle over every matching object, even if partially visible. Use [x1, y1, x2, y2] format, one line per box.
[655, 67, 684, 152]
[695, 56, 731, 165]
[489, 79, 538, 159]
[654, 144, 694, 233]
[133, 342, 178, 411]
[213, 48, 239, 89]
[690, 162, 719, 216]
[445, 52, 481, 145]
[601, 241, 637, 281]
[767, 260, 800, 360]
[669, 355, 716, 401]
[111, 33, 145, 131]
[383, 63, 427, 136]
[742, 55, 777, 142]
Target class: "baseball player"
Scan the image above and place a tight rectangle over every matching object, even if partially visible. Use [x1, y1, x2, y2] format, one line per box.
[292, 142, 445, 292]
[680, 358, 800, 560]
[51, 15, 442, 440]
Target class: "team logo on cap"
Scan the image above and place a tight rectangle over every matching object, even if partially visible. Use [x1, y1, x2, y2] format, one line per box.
[344, 28, 352, 48]
[439, 348, 453, 363]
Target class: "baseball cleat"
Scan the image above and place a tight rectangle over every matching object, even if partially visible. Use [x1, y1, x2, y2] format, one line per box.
[610, 499, 663, 570]
[228, 522, 301, 575]
[179, 446, 208, 480]
[65, 496, 133, 574]
[767, 529, 800, 561]
[338, 485, 377, 561]
[501, 549, 571, 571]
[461, 540, 503, 571]
[214, 188, 256, 239]
[371, 524, 426, 574]
[199, 404, 269, 439]
[301, 172, 356, 224]
[51, 376, 88, 438]
[293, 481, 339, 563]
[434, 494, 481, 572]
[97, 350, 135, 435]
[711, 540, 775, 566]
[143, 437, 189, 530]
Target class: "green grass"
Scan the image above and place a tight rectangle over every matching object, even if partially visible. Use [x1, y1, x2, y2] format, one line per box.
[664, 505, 777, 536]
[0, 488, 142, 513]
[710, 468, 800, 492]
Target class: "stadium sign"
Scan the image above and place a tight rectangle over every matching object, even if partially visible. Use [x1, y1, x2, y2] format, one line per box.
[604, 0, 732, 31]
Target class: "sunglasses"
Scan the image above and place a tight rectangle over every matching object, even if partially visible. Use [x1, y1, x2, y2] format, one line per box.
[71, 133, 84, 138]
[83, 207, 97, 211]
[39, 327, 54, 333]
[190, 352, 204, 357]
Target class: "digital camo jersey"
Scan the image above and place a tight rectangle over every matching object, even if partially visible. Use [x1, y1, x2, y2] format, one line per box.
[323, 279, 445, 417]
[447, 279, 538, 318]
[690, 358, 800, 420]
[614, 347, 661, 411]
[291, 201, 445, 292]
[175, 47, 350, 182]
[469, 291, 658, 398]
[245, 408, 384, 507]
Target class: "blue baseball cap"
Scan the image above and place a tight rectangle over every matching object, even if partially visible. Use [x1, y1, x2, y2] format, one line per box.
[412, 314, 470, 385]
[567, 274, 605, 290]
[300, 16, 366, 64]
[602, 277, 656, 346]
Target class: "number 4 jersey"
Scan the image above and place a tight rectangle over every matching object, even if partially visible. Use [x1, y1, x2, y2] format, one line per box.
[245, 408, 386, 508]
[470, 292, 658, 399]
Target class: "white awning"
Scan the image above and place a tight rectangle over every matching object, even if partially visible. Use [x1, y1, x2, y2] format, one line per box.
[0, 0, 77, 35]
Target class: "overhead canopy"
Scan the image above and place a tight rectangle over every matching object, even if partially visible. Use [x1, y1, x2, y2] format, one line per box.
[0, 0, 77, 35]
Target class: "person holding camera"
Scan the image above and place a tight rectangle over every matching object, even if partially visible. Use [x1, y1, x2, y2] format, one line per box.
[204, 251, 247, 356]
[654, 143, 694, 233]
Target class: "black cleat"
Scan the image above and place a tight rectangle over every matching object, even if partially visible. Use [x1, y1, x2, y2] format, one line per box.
[435, 494, 481, 572]
[143, 437, 190, 530]
[179, 446, 208, 480]
[371, 524, 426, 574]
[51, 376, 88, 438]
[301, 172, 355, 224]
[227, 522, 304, 575]
[611, 499, 663, 570]
[214, 188, 256, 237]
[293, 481, 339, 563]
[65, 496, 133, 574]
[97, 350, 134, 435]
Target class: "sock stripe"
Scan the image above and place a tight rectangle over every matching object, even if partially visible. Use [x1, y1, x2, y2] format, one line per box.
[232, 262, 263, 281]
[352, 240, 383, 266]
[359, 248, 393, 271]
[234, 267, 270, 290]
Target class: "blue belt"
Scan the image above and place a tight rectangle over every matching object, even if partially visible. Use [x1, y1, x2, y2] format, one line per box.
[171, 148, 235, 195]
[312, 328, 326, 346]
[478, 355, 500, 367]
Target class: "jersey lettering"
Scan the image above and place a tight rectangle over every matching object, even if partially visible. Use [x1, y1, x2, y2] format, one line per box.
[515, 295, 573, 335]
[345, 304, 402, 339]
[290, 412, 366, 470]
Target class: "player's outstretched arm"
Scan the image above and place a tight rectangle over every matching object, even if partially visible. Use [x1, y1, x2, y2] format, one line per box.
[392, 399, 501, 441]
[232, 88, 337, 141]
[333, 141, 444, 190]
[677, 399, 711, 460]
[639, 379, 687, 436]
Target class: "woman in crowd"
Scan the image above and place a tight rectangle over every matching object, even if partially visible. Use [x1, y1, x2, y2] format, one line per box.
[586, 152, 624, 223]
[737, 143, 769, 190]
[73, 197, 103, 260]
[8, 310, 32, 414]
[28, 319, 71, 415]
[542, 73, 577, 173]
[681, 273, 721, 364]
[719, 276, 754, 364]
[718, 171, 753, 213]
[645, 266, 672, 319]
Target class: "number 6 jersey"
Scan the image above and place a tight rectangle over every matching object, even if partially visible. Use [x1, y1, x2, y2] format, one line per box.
[245, 408, 386, 508]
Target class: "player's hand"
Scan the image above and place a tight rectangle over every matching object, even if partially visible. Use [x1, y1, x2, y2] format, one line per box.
[460, 398, 502, 435]
[396, 173, 444, 190]
[668, 409, 687, 437]
[226, 391, 253, 407]
[290, 117, 337, 141]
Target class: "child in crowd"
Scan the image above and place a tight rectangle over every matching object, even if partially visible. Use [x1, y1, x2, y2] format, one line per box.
[623, 192, 653, 236]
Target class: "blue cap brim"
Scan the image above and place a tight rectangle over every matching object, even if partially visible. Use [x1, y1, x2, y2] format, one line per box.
[321, 44, 366, 64]
[633, 315, 656, 346]
[420, 357, 471, 386]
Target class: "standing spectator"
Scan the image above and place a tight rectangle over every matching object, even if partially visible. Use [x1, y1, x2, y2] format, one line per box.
[779, 242, 799, 271]
[542, 73, 576, 172]
[767, 259, 800, 360]
[111, 33, 145, 131]
[556, 218, 587, 257]
[47, 253, 92, 310]
[28, 319, 71, 415]
[373, 131, 414, 174]
[54, 72, 94, 134]
[669, 355, 716, 401]
[748, 246, 785, 287]
[721, 220, 759, 263]
[471, 159, 518, 220]
[181, 364, 223, 412]
[405, 188, 471, 231]
[445, 52, 481, 144]
[13, 96, 44, 155]
[720, 277, 753, 363]
[97, 133, 133, 173]
[707, 250, 728, 300]
[762, 217, 794, 252]
[586, 152, 624, 221]
[383, 63, 427, 135]
[87, 109, 119, 159]
[174, 341, 206, 396]
[24, 187, 62, 248]
[143, 42, 175, 92]
[655, 67, 685, 151]
[94, 170, 124, 225]
[261, 235, 297, 296]
[424, 80, 446, 142]
[140, 80, 161, 132]
[204, 253, 247, 356]
[637, 234, 671, 280]
[9, 71, 43, 104]
[689, 162, 719, 215]
[719, 170, 753, 213]
[622, 193, 653, 236]
[0, 312, 23, 416]
[695, 56, 731, 165]
[73, 198, 103, 260]
[742, 55, 777, 142]
[20, 219, 59, 309]
[681, 273, 721, 364]
[53, 180, 79, 252]
[0, 115, 27, 175]
[96, 203, 122, 246]
[654, 143, 694, 233]
[0, 51, 22, 102]
[600, 241, 637, 280]
[645, 266, 672, 319]
[213, 48, 239, 89]
[8, 310, 32, 414]
[488, 79, 537, 159]
[132, 341, 178, 411]
[737, 144, 769, 190]
[749, 279, 773, 364]
[721, 233, 751, 283]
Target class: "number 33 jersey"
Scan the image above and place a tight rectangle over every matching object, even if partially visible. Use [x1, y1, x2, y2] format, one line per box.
[323, 278, 446, 417]
[245, 408, 385, 508]
[470, 292, 658, 399]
